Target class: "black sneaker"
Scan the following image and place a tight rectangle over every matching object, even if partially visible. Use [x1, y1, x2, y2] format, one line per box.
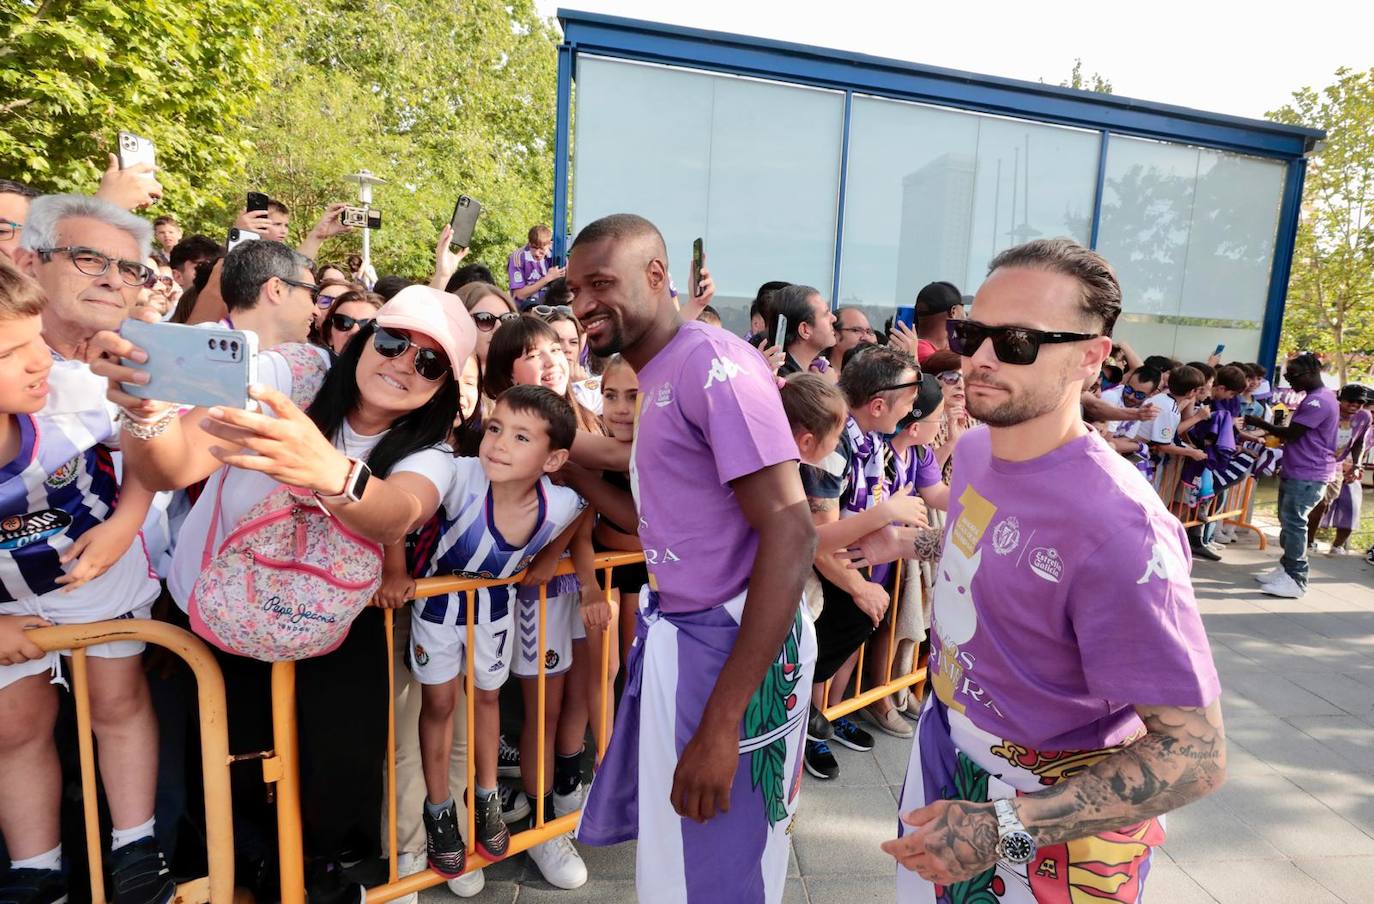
[500, 783, 532, 824]
[474, 791, 511, 860]
[109, 838, 175, 904]
[0, 868, 67, 904]
[806, 706, 834, 742]
[1364, 547, 1374, 565]
[497, 734, 522, 779]
[830, 716, 875, 752]
[303, 859, 363, 904]
[423, 801, 466, 879]
[1191, 543, 1222, 562]
[804, 739, 839, 780]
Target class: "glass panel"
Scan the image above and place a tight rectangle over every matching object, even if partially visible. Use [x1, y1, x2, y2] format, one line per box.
[837, 94, 1098, 334]
[1097, 135, 1285, 361]
[572, 57, 844, 336]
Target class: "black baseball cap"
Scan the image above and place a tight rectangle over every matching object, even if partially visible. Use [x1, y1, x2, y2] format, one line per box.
[896, 373, 945, 430]
[915, 281, 964, 317]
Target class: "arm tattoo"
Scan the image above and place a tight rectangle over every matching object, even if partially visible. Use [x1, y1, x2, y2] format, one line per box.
[1018, 702, 1227, 847]
[920, 800, 1002, 876]
[808, 496, 838, 514]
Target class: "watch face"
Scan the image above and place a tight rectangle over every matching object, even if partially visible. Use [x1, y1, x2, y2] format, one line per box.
[999, 831, 1036, 865]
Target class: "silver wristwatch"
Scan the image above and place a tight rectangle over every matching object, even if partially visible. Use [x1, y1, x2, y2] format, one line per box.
[993, 798, 1036, 865]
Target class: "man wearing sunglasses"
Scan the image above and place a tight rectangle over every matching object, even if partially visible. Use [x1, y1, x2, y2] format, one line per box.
[1099, 365, 1163, 439]
[15, 194, 155, 363]
[219, 240, 320, 351]
[884, 239, 1223, 904]
[1244, 353, 1339, 599]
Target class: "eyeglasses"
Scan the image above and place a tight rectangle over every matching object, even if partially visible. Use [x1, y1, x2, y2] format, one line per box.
[838, 325, 876, 337]
[0, 219, 20, 242]
[316, 293, 348, 308]
[278, 277, 320, 300]
[1120, 386, 1149, 402]
[531, 304, 573, 318]
[472, 310, 520, 332]
[36, 246, 154, 288]
[935, 370, 962, 385]
[947, 319, 1099, 366]
[373, 325, 451, 382]
[874, 374, 926, 394]
[330, 313, 373, 333]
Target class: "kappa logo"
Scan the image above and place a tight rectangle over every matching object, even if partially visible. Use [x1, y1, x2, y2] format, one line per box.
[1137, 541, 1177, 584]
[703, 356, 742, 389]
[991, 516, 1021, 556]
[413, 644, 429, 667]
[1028, 547, 1063, 583]
[45, 457, 81, 490]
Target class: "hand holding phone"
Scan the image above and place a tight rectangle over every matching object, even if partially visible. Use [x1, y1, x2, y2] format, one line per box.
[246, 191, 270, 212]
[117, 132, 156, 170]
[691, 237, 705, 299]
[449, 195, 483, 248]
[118, 320, 258, 409]
[340, 206, 382, 229]
[774, 314, 789, 350]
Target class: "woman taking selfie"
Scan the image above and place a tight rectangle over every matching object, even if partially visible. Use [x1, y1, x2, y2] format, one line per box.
[92, 285, 476, 904]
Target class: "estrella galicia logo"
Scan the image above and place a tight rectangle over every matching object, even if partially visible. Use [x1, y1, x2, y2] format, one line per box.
[45, 457, 80, 490]
[0, 509, 73, 550]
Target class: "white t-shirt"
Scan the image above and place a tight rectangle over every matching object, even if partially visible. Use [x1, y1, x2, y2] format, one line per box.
[1141, 392, 1183, 445]
[168, 346, 455, 609]
[1099, 385, 1125, 433]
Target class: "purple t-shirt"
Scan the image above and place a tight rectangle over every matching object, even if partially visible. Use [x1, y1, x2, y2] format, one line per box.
[1282, 387, 1339, 482]
[929, 426, 1219, 751]
[507, 245, 550, 304]
[893, 444, 942, 491]
[630, 322, 800, 613]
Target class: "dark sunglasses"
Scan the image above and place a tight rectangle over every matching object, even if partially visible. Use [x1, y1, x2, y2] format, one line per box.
[947, 319, 1098, 366]
[372, 325, 451, 382]
[935, 370, 962, 385]
[472, 310, 520, 332]
[1120, 385, 1149, 402]
[330, 313, 372, 333]
[279, 276, 321, 300]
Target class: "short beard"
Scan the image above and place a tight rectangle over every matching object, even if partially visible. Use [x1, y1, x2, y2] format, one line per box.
[587, 323, 625, 357]
[966, 367, 1073, 428]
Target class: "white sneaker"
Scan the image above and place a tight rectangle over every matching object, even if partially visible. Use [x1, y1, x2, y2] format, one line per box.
[1328, 545, 1349, 556]
[552, 782, 587, 819]
[392, 851, 424, 904]
[527, 833, 588, 889]
[447, 869, 485, 897]
[1261, 572, 1306, 598]
[1255, 566, 1284, 584]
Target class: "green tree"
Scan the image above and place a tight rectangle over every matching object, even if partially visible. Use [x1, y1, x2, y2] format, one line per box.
[1270, 68, 1374, 383]
[236, 0, 560, 279]
[1055, 59, 1114, 94]
[0, 0, 281, 220]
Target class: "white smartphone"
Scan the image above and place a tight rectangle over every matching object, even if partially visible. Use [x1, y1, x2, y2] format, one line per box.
[774, 314, 789, 349]
[227, 227, 260, 252]
[117, 131, 156, 170]
[119, 320, 259, 409]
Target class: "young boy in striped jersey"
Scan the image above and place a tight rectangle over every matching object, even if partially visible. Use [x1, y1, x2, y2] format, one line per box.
[409, 385, 598, 889]
[0, 258, 170, 904]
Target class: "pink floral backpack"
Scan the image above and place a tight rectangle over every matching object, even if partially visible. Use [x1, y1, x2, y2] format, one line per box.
[187, 344, 384, 661]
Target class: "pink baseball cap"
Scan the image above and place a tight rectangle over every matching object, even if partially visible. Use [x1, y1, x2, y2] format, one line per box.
[373, 285, 477, 375]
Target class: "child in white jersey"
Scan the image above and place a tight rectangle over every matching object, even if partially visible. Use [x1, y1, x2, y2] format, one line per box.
[410, 386, 597, 888]
[0, 260, 172, 904]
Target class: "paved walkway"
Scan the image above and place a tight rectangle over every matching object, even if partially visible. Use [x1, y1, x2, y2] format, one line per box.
[421, 523, 1374, 903]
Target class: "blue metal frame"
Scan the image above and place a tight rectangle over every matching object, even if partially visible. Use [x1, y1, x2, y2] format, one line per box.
[829, 90, 853, 307]
[1088, 131, 1110, 249]
[552, 43, 573, 262]
[1259, 158, 1310, 375]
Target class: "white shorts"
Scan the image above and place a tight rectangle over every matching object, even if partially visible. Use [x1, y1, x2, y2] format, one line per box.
[409, 607, 514, 692]
[0, 601, 154, 691]
[513, 589, 580, 679]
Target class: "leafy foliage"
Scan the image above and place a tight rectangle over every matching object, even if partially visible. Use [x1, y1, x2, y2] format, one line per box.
[0, 0, 280, 219]
[1270, 68, 1374, 383]
[237, 0, 560, 278]
[1053, 59, 1114, 95]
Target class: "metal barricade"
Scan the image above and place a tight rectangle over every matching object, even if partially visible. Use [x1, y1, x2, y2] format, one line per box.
[1152, 456, 1267, 549]
[26, 620, 235, 904]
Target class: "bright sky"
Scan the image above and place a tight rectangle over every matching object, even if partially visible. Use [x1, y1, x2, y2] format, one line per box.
[538, 0, 1374, 121]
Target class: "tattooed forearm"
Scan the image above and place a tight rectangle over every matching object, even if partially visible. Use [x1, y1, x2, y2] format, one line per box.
[808, 496, 838, 514]
[1017, 699, 1227, 847]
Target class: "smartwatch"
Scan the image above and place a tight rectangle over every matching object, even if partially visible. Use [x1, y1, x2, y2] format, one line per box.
[993, 798, 1036, 865]
[317, 457, 371, 504]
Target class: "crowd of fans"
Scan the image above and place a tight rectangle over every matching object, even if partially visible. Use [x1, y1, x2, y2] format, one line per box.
[0, 154, 1354, 904]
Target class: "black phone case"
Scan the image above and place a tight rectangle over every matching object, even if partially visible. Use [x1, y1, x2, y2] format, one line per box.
[450, 197, 482, 247]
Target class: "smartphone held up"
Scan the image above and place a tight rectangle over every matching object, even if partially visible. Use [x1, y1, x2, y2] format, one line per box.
[117, 131, 156, 170]
[449, 195, 483, 248]
[119, 320, 259, 410]
[691, 237, 705, 299]
[341, 206, 382, 229]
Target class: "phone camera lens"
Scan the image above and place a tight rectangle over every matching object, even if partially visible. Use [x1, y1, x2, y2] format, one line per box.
[219, 339, 228, 351]
[208, 339, 215, 349]
[231, 341, 240, 353]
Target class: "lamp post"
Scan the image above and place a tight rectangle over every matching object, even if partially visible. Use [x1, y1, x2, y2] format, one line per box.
[348, 170, 386, 272]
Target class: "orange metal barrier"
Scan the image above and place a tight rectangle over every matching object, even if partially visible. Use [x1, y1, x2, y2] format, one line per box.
[1152, 456, 1267, 550]
[26, 620, 235, 904]
[821, 557, 931, 724]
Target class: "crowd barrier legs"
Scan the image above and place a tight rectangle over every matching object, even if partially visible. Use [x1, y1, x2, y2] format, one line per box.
[26, 620, 235, 904]
[1152, 457, 1267, 550]
[270, 661, 305, 904]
